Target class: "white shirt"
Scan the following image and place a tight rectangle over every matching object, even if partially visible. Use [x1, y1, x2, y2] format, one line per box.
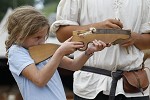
[51, 0, 150, 99]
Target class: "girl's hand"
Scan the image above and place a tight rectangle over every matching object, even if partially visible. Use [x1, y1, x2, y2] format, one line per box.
[58, 37, 84, 55]
[85, 40, 109, 55]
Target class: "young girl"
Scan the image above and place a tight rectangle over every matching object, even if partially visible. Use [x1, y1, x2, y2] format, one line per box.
[5, 6, 107, 100]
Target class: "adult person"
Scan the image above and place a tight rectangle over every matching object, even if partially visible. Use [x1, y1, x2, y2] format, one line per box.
[51, 0, 150, 100]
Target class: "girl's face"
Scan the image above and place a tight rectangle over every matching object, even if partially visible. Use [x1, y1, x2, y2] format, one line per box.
[22, 25, 49, 48]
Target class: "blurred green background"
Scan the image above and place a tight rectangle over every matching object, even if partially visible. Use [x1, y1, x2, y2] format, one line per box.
[0, 0, 60, 21]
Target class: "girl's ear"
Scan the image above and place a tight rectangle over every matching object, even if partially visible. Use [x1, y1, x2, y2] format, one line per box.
[18, 36, 24, 40]
[16, 34, 25, 43]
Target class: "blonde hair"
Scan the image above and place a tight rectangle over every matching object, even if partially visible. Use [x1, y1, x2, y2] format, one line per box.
[5, 6, 50, 51]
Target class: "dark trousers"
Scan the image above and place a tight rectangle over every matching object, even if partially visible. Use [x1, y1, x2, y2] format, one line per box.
[74, 92, 149, 100]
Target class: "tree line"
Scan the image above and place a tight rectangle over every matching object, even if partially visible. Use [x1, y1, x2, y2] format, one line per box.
[0, 0, 60, 21]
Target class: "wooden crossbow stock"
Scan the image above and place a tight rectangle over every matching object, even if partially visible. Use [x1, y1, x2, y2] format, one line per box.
[29, 28, 131, 64]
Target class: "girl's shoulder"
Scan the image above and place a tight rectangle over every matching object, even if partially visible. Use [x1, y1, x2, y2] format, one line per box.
[8, 45, 28, 56]
[9, 45, 26, 52]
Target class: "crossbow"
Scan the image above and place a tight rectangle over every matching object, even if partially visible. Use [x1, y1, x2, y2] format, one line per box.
[29, 28, 131, 64]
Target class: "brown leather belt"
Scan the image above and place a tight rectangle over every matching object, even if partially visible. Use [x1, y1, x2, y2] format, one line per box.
[81, 66, 123, 100]
[81, 66, 112, 76]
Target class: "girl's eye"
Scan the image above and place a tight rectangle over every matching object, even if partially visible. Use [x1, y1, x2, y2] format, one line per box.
[36, 37, 40, 40]
[36, 37, 41, 39]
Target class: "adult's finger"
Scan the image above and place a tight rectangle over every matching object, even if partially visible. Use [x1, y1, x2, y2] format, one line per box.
[109, 19, 123, 28]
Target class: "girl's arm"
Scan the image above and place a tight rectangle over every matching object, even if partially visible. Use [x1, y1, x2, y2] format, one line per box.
[22, 38, 83, 87]
[21, 48, 65, 87]
[60, 40, 108, 71]
[59, 51, 92, 71]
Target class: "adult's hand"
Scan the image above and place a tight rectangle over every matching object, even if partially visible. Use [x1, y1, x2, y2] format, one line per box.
[119, 32, 150, 50]
[94, 19, 123, 29]
[119, 32, 138, 47]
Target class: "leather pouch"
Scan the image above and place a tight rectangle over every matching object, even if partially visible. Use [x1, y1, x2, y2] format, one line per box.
[122, 68, 149, 94]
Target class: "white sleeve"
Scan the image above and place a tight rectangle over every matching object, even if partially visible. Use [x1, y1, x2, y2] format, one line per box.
[50, 0, 80, 34]
[8, 46, 34, 76]
[140, 0, 150, 33]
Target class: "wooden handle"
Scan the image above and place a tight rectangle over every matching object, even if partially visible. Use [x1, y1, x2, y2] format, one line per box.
[72, 29, 131, 50]
[28, 43, 60, 64]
